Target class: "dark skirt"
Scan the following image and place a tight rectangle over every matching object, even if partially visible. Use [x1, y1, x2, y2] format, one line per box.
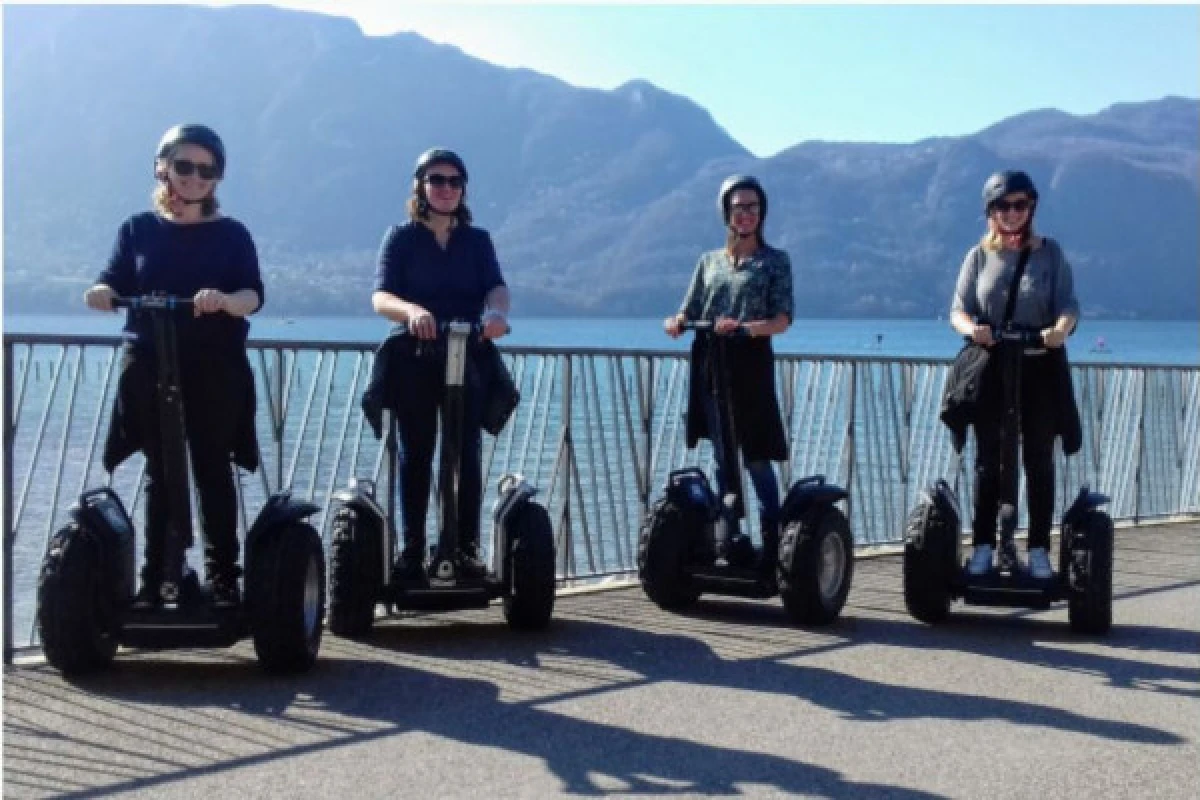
[685, 334, 788, 463]
[102, 343, 259, 474]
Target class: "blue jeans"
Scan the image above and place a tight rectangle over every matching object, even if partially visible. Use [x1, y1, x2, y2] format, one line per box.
[700, 383, 781, 524]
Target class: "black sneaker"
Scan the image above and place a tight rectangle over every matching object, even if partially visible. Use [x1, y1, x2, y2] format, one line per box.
[392, 551, 427, 585]
[457, 545, 489, 582]
[726, 534, 757, 568]
[210, 573, 241, 609]
[132, 580, 162, 610]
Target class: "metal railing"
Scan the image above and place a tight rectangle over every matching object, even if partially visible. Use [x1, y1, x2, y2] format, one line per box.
[5, 332, 1199, 659]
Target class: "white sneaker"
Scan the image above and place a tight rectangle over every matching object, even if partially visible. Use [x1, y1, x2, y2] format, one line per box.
[1028, 547, 1053, 580]
[967, 544, 994, 576]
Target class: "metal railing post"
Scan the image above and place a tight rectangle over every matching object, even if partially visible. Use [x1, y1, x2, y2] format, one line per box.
[1133, 368, 1148, 524]
[559, 355, 575, 576]
[640, 356, 654, 515]
[275, 347, 285, 493]
[844, 362, 857, 528]
[4, 340, 16, 664]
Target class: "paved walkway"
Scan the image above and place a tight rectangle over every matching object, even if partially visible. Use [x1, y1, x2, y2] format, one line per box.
[4, 522, 1198, 799]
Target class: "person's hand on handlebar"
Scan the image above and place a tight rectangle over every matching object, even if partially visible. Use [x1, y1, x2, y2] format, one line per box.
[481, 309, 509, 340]
[714, 316, 742, 335]
[663, 313, 685, 339]
[407, 306, 437, 340]
[1040, 326, 1067, 349]
[970, 323, 995, 346]
[84, 284, 118, 312]
[193, 289, 228, 316]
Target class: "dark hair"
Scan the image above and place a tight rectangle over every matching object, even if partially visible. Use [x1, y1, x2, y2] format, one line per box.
[406, 178, 472, 226]
[720, 176, 767, 251]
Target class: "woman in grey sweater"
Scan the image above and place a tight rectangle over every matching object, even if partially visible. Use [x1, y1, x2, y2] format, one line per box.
[950, 170, 1079, 580]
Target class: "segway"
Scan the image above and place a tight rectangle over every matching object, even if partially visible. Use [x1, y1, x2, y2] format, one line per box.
[328, 320, 555, 638]
[637, 320, 854, 625]
[36, 295, 327, 675]
[903, 326, 1113, 633]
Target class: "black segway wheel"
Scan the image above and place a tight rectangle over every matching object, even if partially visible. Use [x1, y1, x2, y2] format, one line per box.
[1068, 511, 1113, 635]
[503, 501, 557, 630]
[902, 502, 956, 625]
[248, 523, 326, 673]
[37, 525, 119, 675]
[637, 498, 702, 611]
[328, 506, 382, 638]
[779, 507, 854, 626]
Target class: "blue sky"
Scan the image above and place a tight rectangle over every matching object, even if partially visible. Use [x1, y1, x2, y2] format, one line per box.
[207, 2, 1200, 157]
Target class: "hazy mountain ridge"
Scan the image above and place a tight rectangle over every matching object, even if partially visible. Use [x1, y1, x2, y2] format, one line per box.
[4, 4, 1196, 318]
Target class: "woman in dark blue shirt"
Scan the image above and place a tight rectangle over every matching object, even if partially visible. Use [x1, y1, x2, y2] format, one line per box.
[85, 124, 264, 609]
[372, 148, 511, 582]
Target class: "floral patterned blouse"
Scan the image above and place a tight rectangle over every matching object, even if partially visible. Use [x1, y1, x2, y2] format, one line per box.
[679, 245, 794, 323]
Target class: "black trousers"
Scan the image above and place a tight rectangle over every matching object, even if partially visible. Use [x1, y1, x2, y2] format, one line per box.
[121, 347, 243, 581]
[971, 351, 1058, 549]
[394, 351, 485, 557]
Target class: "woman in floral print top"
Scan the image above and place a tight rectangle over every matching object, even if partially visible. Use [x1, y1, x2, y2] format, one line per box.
[663, 175, 793, 580]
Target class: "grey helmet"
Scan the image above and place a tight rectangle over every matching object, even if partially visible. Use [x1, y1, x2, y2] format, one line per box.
[414, 148, 468, 183]
[982, 170, 1038, 213]
[156, 124, 226, 177]
[717, 174, 767, 225]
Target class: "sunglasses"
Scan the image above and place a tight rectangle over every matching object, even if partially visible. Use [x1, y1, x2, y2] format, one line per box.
[731, 202, 761, 215]
[171, 158, 220, 181]
[992, 198, 1031, 213]
[425, 174, 464, 190]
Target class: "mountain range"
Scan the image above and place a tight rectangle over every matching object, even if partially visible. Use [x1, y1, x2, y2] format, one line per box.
[4, 4, 1197, 318]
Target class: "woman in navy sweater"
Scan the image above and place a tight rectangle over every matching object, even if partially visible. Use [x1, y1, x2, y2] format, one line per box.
[85, 124, 264, 609]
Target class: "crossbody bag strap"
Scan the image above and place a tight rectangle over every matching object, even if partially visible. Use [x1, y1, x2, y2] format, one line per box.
[1001, 244, 1033, 329]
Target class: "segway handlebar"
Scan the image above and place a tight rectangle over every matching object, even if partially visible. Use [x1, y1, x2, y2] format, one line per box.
[680, 319, 749, 336]
[409, 318, 513, 339]
[112, 295, 195, 311]
[991, 327, 1046, 348]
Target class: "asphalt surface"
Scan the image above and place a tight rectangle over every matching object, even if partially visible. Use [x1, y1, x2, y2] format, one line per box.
[4, 522, 1198, 799]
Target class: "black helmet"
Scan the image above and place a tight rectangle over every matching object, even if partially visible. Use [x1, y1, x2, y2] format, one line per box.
[156, 124, 226, 177]
[982, 170, 1038, 212]
[717, 174, 767, 224]
[414, 148, 468, 183]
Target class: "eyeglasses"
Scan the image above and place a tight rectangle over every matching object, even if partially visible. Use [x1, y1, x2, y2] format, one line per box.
[730, 202, 761, 215]
[171, 159, 219, 181]
[425, 174, 464, 190]
[992, 198, 1031, 213]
